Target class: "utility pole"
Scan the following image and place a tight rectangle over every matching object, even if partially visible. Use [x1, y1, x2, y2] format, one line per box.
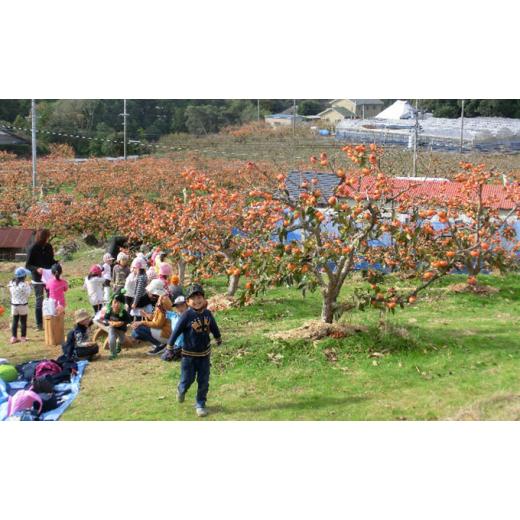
[412, 99, 419, 177]
[460, 99, 465, 154]
[31, 99, 37, 194]
[292, 99, 297, 138]
[122, 99, 128, 160]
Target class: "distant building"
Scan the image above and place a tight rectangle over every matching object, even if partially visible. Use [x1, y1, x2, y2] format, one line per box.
[0, 228, 35, 261]
[0, 127, 30, 148]
[317, 106, 355, 126]
[329, 99, 384, 119]
[264, 113, 305, 128]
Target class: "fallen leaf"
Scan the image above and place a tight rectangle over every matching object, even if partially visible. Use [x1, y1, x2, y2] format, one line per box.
[369, 352, 385, 358]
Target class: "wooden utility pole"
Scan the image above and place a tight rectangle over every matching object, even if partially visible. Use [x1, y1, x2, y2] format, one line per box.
[31, 99, 37, 194]
[460, 99, 465, 153]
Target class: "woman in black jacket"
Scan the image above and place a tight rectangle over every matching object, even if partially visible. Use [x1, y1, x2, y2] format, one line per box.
[25, 229, 57, 330]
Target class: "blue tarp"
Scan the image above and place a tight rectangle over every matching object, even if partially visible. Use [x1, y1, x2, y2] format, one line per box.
[0, 360, 89, 421]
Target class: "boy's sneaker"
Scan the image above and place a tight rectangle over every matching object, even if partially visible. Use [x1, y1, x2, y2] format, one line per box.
[10, 337, 20, 344]
[147, 344, 166, 356]
[109, 353, 118, 360]
[196, 407, 208, 417]
[20, 337, 28, 343]
[176, 390, 185, 403]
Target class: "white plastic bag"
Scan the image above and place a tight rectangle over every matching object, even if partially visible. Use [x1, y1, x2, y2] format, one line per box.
[42, 297, 57, 317]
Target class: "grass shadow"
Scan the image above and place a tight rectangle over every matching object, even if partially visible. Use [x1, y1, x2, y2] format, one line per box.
[210, 395, 368, 417]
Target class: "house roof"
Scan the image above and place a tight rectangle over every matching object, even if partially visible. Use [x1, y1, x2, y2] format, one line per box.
[329, 99, 384, 107]
[318, 106, 354, 118]
[0, 127, 30, 146]
[265, 114, 303, 120]
[286, 171, 515, 210]
[0, 228, 34, 249]
[281, 105, 299, 115]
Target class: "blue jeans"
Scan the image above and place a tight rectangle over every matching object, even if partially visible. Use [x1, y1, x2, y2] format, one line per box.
[131, 325, 163, 347]
[178, 355, 210, 409]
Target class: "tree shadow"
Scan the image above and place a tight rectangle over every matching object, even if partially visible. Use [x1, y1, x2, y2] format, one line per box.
[210, 395, 368, 417]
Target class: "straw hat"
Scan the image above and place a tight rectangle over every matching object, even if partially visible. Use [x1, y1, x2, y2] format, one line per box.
[74, 309, 91, 324]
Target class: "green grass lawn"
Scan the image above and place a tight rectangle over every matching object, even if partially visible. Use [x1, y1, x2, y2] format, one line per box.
[1, 248, 520, 420]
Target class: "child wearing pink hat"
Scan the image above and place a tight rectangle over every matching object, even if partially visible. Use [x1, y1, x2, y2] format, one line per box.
[84, 264, 104, 313]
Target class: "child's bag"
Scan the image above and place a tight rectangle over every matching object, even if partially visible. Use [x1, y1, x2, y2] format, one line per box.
[7, 389, 43, 417]
[0, 364, 19, 383]
[34, 360, 62, 380]
[42, 297, 57, 317]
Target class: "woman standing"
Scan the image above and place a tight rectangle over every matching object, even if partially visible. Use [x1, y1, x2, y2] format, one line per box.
[25, 229, 57, 331]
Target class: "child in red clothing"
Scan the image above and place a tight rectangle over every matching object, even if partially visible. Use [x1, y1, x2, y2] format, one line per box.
[45, 263, 69, 308]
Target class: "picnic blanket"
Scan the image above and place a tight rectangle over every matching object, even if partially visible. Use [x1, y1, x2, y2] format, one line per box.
[0, 360, 89, 421]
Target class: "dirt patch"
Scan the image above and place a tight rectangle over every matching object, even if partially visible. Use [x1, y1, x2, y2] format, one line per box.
[269, 320, 368, 341]
[450, 393, 520, 420]
[448, 283, 499, 295]
[206, 293, 253, 312]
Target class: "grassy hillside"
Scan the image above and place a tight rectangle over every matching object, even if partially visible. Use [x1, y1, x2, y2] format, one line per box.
[1, 248, 520, 420]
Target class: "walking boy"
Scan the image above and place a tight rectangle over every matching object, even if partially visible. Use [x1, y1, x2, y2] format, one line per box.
[167, 284, 222, 417]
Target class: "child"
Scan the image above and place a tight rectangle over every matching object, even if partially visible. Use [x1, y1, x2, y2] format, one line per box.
[131, 279, 173, 355]
[131, 258, 149, 319]
[112, 252, 130, 295]
[8, 267, 32, 344]
[124, 257, 139, 310]
[168, 274, 184, 301]
[84, 264, 105, 314]
[101, 253, 114, 304]
[62, 309, 99, 361]
[158, 262, 173, 288]
[154, 251, 171, 276]
[45, 263, 69, 309]
[167, 284, 222, 418]
[161, 295, 187, 362]
[102, 291, 132, 360]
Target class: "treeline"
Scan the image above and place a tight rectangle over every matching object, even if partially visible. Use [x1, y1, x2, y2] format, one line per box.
[419, 99, 520, 118]
[1, 99, 519, 157]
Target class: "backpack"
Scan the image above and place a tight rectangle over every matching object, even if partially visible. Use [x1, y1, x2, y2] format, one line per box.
[7, 389, 43, 417]
[34, 360, 62, 380]
[0, 364, 19, 383]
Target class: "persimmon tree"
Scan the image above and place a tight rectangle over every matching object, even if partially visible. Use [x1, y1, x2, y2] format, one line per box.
[243, 148, 520, 324]
[172, 168, 278, 296]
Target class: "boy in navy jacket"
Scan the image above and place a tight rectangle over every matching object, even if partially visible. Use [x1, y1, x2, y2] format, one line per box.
[167, 284, 221, 417]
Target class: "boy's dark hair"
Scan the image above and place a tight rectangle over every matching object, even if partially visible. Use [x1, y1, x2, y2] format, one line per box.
[51, 263, 62, 280]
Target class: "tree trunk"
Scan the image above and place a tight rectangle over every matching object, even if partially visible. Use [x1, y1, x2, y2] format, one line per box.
[177, 259, 186, 286]
[321, 291, 336, 324]
[227, 274, 240, 297]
